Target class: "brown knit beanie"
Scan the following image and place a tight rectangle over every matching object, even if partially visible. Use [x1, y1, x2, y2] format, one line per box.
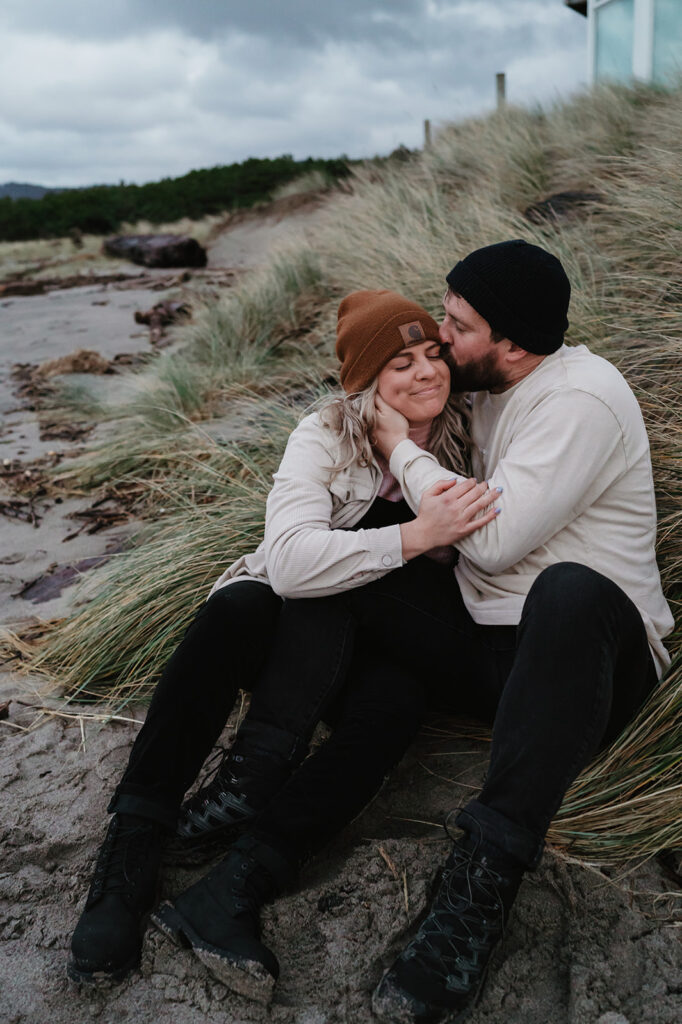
[336, 289, 441, 394]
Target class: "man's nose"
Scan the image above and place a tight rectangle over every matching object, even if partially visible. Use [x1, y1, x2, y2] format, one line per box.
[438, 321, 450, 344]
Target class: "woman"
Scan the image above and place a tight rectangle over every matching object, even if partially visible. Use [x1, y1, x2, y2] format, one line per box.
[67, 289, 498, 995]
[171, 288, 497, 850]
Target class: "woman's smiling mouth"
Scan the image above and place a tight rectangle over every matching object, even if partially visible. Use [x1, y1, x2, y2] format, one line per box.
[411, 385, 443, 397]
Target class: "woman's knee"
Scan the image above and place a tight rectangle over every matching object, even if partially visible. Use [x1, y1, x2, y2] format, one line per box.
[198, 582, 281, 633]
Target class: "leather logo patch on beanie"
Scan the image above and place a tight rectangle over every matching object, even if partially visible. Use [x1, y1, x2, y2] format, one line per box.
[398, 321, 426, 344]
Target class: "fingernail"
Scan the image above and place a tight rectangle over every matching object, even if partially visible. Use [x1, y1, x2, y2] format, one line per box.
[495, 507, 502, 515]
[496, 486, 503, 493]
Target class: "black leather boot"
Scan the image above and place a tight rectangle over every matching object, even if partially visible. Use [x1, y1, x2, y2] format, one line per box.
[372, 832, 524, 1023]
[68, 813, 164, 985]
[170, 720, 306, 862]
[152, 834, 294, 1003]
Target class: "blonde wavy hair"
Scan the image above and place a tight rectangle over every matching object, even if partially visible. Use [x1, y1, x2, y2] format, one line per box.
[316, 377, 471, 479]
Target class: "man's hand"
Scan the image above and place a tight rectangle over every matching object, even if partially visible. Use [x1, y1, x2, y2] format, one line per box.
[400, 478, 501, 560]
[373, 395, 409, 457]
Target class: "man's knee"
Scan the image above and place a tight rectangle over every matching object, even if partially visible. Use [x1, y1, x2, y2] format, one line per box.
[525, 562, 620, 620]
[520, 563, 645, 661]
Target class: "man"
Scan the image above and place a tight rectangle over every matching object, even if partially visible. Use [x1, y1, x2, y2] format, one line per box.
[364, 238, 673, 1022]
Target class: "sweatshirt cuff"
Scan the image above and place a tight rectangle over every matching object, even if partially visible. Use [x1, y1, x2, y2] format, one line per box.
[388, 438, 426, 478]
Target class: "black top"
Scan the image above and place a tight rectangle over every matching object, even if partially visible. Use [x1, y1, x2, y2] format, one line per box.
[349, 496, 414, 531]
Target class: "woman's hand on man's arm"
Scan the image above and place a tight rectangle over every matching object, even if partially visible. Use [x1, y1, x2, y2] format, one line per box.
[399, 478, 501, 560]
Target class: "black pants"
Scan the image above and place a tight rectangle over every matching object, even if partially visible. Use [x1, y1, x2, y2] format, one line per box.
[252, 557, 658, 868]
[109, 577, 422, 848]
[109, 580, 350, 827]
[110, 497, 418, 834]
[111, 489, 658, 871]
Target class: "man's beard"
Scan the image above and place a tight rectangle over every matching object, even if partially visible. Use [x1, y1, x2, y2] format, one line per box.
[447, 350, 507, 393]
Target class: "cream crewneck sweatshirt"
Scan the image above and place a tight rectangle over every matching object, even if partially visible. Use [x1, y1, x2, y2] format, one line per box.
[388, 344, 674, 677]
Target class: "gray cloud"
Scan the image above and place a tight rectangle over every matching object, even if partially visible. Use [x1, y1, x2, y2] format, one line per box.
[2, 0, 425, 45]
[0, 0, 587, 186]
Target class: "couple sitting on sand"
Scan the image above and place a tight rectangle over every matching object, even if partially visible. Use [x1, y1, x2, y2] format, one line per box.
[68, 239, 672, 1023]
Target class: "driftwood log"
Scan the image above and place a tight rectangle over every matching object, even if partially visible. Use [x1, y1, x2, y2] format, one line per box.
[103, 234, 207, 268]
[524, 191, 602, 225]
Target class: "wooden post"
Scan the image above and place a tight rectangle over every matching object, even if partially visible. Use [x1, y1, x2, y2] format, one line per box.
[496, 72, 506, 110]
[424, 118, 432, 150]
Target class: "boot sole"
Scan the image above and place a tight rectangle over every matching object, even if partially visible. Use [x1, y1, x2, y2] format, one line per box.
[66, 952, 140, 988]
[151, 902, 276, 1005]
[371, 967, 485, 1024]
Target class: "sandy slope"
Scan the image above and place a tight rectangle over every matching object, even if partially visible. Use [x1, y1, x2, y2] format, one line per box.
[1, 206, 680, 1024]
[2, 708, 681, 1024]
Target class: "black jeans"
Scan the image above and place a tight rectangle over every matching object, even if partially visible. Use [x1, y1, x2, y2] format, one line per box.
[110, 479, 658, 871]
[109, 580, 357, 828]
[110, 497, 415, 832]
[251, 633, 426, 865]
[253, 558, 659, 869]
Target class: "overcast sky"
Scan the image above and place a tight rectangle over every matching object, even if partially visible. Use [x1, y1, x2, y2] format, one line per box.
[1, 0, 588, 187]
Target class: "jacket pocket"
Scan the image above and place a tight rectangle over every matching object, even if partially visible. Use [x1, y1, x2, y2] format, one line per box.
[328, 468, 375, 504]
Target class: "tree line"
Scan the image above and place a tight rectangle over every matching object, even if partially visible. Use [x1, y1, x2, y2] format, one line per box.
[0, 155, 351, 241]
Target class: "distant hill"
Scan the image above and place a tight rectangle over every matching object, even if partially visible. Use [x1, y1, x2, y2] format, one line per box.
[0, 182, 65, 200]
[0, 156, 352, 241]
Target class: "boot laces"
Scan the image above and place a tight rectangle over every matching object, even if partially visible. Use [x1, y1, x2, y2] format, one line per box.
[217, 848, 278, 920]
[182, 745, 236, 815]
[90, 817, 156, 902]
[400, 843, 510, 992]
[184, 739, 286, 811]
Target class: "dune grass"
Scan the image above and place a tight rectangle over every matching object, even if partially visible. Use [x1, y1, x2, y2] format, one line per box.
[19, 399, 302, 698]
[47, 240, 336, 490]
[9, 81, 682, 864]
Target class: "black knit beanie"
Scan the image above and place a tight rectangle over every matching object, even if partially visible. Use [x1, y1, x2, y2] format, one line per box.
[445, 239, 570, 354]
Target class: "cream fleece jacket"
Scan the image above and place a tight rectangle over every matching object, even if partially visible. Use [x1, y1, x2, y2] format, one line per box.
[209, 412, 404, 600]
[388, 344, 673, 677]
